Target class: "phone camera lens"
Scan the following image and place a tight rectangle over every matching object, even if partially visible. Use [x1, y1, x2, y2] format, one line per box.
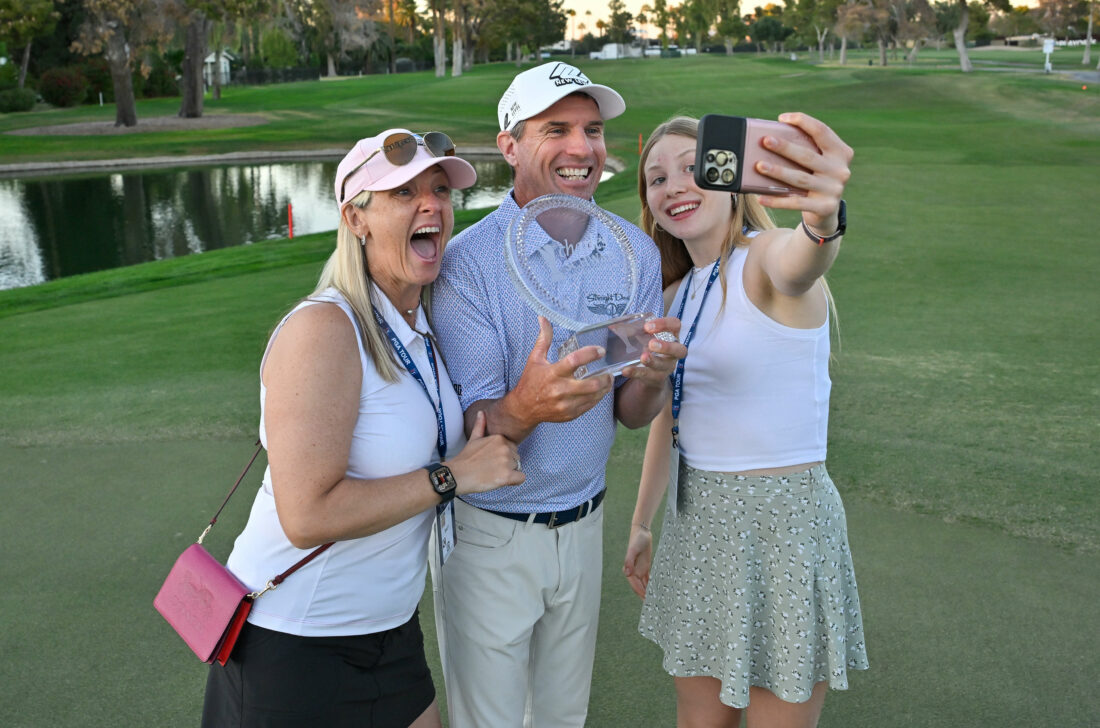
[705, 167, 719, 183]
[721, 169, 735, 184]
[715, 152, 729, 166]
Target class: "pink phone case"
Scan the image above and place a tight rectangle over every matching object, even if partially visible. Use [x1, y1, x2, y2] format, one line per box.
[740, 119, 814, 196]
[695, 115, 817, 197]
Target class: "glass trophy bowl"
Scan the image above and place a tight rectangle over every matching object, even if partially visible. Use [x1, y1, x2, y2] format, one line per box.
[506, 194, 675, 378]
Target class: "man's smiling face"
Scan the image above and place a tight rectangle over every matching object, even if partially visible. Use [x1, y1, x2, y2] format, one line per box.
[498, 93, 607, 208]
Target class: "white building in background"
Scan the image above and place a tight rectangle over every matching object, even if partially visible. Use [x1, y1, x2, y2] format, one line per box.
[203, 51, 236, 87]
[589, 43, 643, 60]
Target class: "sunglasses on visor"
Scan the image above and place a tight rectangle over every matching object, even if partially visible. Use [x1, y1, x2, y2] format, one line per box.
[339, 131, 456, 203]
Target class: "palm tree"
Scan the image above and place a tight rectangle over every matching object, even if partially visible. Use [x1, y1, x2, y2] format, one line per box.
[567, 8, 576, 56]
[1083, 0, 1095, 66]
[396, 0, 418, 44]
[427, 0, 446, 77]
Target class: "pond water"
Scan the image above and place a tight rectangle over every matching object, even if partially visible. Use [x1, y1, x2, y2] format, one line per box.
[0, 157, 544, 291]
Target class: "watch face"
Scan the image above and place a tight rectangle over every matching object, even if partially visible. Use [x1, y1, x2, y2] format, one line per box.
[429, 465, 456, 494]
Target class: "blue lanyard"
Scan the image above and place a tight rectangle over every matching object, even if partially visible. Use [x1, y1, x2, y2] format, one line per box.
[371, 305, 447, 462]
[670, 258, 721, 449]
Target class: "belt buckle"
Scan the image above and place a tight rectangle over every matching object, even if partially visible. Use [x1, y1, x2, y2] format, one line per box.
[548, 500, 590, 529]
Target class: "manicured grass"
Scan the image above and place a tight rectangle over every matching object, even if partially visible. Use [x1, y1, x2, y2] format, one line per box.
[3, 433, 1098, 727]
[813, 44, 1099, 71]
[1, 57, 1097, 726]
[4, 54, 1094, 164]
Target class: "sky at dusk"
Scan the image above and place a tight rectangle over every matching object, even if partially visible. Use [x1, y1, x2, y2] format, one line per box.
[563, 0, 648, 25]
[558, 0, 1041, 21]
[562, 0, 654, 39]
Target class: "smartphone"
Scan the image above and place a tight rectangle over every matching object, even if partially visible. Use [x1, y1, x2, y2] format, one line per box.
[694, 114, 816, 196]
[558, 312, 659, 379]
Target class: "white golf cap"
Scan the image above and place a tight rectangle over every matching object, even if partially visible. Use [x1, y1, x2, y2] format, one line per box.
[497, 62, 626, 132]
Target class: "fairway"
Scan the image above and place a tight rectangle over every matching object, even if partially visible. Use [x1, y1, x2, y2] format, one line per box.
[1, 56, 1098, 726]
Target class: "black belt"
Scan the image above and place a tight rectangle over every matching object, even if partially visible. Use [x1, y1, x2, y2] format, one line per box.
[480, 490, 605, 529]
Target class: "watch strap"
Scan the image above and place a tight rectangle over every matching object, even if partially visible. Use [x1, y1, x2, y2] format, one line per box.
[801, 199, 846, 246]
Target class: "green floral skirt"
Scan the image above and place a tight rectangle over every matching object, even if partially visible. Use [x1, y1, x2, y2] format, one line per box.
[639, 462, 868, 708]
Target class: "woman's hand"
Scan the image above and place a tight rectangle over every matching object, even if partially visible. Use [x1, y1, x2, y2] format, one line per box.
[623, 523, 654, 599]
[445, 410, 526, 495]
[755, 111, 853, 234]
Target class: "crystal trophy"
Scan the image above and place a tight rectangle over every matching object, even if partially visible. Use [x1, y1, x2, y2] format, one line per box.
[505, 194, 674, 378]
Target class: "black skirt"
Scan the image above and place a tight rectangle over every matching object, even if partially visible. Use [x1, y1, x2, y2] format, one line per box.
[201, 610, 435, 728]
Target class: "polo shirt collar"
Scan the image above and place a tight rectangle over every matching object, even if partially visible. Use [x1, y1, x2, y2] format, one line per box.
[503, 189, 602, 263]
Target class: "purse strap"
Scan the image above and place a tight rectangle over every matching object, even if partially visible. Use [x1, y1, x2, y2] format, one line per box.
[198, 439, 266, 544]
[251, 541, 335, 600]
[197, 439, 334, 601]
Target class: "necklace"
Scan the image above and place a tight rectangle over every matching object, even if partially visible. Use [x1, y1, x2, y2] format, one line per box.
[690, 264, 712, 299]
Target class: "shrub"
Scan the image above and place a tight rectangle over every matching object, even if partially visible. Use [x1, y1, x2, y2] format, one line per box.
[0, 87, 37, 112]
[79, 57, 114, 103]
[261, 28, 299, 69]
[0, 61, 17, 92]
[142, 55, 179, 98]
[38, 67, 88, 107]
[972, 31, 995, 47]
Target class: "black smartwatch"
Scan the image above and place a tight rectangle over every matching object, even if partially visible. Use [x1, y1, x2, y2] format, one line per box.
[426, 463, 457, 502]
[801, 199, 846, 245]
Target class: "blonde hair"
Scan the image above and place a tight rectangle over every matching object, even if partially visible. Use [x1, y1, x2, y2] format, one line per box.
[309, 190, 404, 382]
[638, 115, 838, 336]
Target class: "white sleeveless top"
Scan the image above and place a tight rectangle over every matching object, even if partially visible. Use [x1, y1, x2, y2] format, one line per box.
[226, 286, 465, 637]
[671, 245, 831, 472]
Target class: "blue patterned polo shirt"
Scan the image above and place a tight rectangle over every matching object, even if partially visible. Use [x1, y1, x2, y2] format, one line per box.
[432, 190, 664, 513]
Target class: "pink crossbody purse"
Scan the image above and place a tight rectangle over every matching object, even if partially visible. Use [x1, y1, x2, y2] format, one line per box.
[154, 442, 332, 665]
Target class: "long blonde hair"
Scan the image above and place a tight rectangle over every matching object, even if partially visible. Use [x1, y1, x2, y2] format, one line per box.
[638, 115, 837, 335]
[310, 190, 404, 382]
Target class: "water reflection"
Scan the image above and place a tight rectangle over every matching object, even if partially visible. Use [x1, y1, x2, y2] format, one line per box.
[0, 157, 526, 291]
[0, 183, 44, 289]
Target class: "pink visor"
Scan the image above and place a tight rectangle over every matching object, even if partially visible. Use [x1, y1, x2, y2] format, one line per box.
[335, 128, 477, 209]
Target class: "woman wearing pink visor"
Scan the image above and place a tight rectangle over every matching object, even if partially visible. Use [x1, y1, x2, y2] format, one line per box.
[202, 130, 525, 728]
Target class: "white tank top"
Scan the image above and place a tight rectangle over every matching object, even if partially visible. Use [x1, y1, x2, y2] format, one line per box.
[672, 245, 830, 472]
[226, 286, 466, 636]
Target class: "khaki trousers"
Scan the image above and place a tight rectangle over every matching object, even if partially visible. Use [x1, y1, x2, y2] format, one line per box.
[430, 497, 604, 728]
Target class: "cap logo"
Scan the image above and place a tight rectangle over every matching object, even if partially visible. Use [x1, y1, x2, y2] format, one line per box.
[548, 63, 589, 88]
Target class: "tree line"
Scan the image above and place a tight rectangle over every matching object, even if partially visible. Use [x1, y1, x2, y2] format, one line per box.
[0, 0, 569, 126]
[1, 0, 1096, 127]
[605, 0, 1096, 71]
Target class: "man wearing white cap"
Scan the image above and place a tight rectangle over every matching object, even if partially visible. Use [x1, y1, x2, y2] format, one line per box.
[431, 62, 687, 726]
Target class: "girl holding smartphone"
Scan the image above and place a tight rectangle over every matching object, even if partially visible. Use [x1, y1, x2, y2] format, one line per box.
[624, 114, 868, 728]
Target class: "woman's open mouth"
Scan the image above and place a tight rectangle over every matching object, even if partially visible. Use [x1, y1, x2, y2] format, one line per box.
[410, 225, 441, 261]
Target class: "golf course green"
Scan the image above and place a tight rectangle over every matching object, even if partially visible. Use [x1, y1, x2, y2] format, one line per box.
[1, 54, 1097, 726]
